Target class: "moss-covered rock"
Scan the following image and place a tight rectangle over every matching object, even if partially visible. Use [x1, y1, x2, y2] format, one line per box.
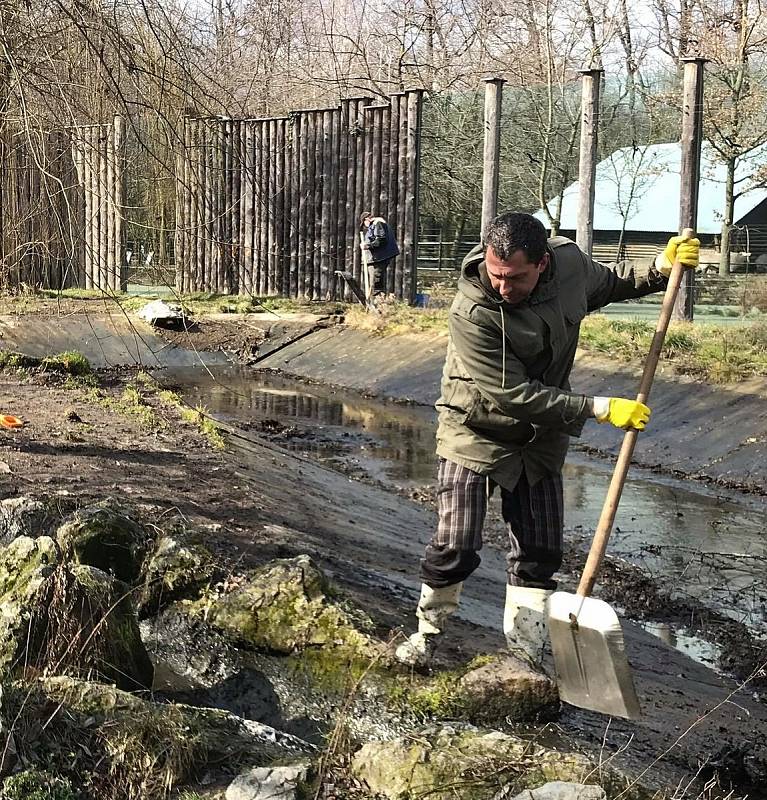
[351, 726, 652, 800]
[1, 769, 77, 800]
[56, 503, 150, 584]
[186, 555, 379, 657]
[0, 537, 153, 690]
[3, 676, 313, 800]
[139, 529, 215, 617]
[0, 770, 77, 800]
[0, 497, 53, 546]
[458, 653, 559, 723]
[388, 654, 557, 725]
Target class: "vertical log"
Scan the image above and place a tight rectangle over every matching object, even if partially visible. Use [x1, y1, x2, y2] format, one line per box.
[320, 109, 333, 299]
[98, 125, 109, 291]
[213, 120, 222, 293]
[257, 121, 268, 296]
[576, 69, 602, 256]
[312, 112, 323, 299]
[113, 115, 125, 291]
[404, 89, 423, 303]
[370, 107, 382, 217]
[352, 100, 367, 288]
[175, 121, 186, 293]
[297, 113, 308, 298]
[106, 123, 116, 291]
[274, 118, 285, 295]
[362, 106, 374, 216]
[674, 57, 706, 322]
[72, 133, 86, 288]
[194, 120, 206, 292]
[203, 121, 214, 291]
[266, 119, 275, 295]
[337, 102, 352, 299]
[395, 94, 408, 298]
[243, 121, 254, 294]
[481, 77, 505, 240]
[378, 105, 391, 293]
[232, 120, 241, 293]
[289, 115, 300, 298]
[386, 94, 402, 295]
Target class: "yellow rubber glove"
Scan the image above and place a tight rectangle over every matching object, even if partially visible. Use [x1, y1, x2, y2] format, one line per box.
[655, 234, 701, 277]
[593, 397, 651, 431]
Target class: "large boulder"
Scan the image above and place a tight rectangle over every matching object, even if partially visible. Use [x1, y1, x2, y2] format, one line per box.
[3, 676, 314, 798]
[138, 528, 215, 616]
[0, 497, 53, 546]
[351, 726, 652, 800]
[186, 555, 379, 657]
[56, 503, 150, 585]
[0, 537, 153, 690]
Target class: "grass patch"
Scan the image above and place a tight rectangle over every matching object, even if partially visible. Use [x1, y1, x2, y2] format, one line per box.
[84, 383, 163, 430]
[580, 315, 767, 382]
[41, 350, 92, 377]
[345, 302, 449, 336]
[178, 405, 226, 449]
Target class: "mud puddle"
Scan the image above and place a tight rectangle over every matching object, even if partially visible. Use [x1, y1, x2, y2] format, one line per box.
[158, 365, 767, 675]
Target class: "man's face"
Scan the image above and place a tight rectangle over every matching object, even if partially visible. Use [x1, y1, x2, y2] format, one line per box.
[362, 216, 373, 228]
[485, 246, 548, 306]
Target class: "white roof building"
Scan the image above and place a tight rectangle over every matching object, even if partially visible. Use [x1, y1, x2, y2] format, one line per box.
[535, 141, 767, 234]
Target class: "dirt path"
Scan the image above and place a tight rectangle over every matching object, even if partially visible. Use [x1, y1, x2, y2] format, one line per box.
[1, 369, 765, 796]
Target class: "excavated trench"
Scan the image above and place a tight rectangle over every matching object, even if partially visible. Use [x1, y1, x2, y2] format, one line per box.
[162, 365, 767, 658]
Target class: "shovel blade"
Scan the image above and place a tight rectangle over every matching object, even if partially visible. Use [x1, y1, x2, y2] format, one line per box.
[548, 591, 641, 719]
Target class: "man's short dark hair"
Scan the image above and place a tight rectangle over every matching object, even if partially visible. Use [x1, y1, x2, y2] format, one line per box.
[484, 212, 548, 263]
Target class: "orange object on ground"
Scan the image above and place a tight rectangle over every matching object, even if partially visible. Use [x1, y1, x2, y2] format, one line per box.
[0, 415, 23, 429]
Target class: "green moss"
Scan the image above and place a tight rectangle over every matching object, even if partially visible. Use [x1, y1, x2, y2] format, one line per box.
[2, 770, 77, 800]
[0, 350, 40, 371]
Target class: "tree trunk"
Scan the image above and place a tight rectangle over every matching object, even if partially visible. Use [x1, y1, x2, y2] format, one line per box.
[719, 157, 735, 276]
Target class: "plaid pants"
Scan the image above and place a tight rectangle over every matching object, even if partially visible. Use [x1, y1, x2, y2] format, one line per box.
[420, 459, 563, 590]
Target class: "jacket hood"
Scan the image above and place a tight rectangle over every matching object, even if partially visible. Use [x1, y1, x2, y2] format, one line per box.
[458, 244, 499, 305]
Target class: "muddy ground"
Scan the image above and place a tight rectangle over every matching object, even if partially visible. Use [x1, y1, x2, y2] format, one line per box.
[1, 307, 766, 796]
[0, 356, 765, 798]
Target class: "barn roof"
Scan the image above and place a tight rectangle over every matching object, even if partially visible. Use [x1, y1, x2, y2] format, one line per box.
[534, 141, 767, 234]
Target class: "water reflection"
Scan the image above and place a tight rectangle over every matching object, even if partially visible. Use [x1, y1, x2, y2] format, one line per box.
[159, 366, 767, 638]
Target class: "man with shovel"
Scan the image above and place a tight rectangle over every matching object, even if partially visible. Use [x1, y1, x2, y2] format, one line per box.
[395, 212, 699, 669]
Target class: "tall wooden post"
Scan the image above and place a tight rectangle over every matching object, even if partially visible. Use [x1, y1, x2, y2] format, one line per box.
[576, 69, 602, 255]
[481, 77, 505, 240]
[674, 57, 706, 322]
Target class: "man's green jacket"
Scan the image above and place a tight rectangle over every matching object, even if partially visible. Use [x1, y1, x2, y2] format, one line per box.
[435, 237, 667, 489]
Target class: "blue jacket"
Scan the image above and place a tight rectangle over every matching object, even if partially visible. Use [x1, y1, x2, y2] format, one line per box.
[364, 217, 400, 263]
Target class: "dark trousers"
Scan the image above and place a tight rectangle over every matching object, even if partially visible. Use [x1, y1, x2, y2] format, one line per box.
[420, 459, 564, 590]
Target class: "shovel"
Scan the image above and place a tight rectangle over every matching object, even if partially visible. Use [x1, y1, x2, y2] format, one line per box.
[548, 228, 695, 719]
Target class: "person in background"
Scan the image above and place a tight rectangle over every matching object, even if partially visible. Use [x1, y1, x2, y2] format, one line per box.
[394, 211, 700, 670]
[360, 212, 400, 295]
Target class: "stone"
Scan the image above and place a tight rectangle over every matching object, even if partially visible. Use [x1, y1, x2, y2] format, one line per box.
[187, 555, 378, 657]
[4, 676, 314, 798]
[508, 782, 607, 800]
[458, 653, 559, 722]
[351, 726, 652, 800]
[0, 497, 52, 545]
[0, 537, 153, 690]
[56, 502, 150, 584]
[226, 763, 311, 800]
[137, 299, 186, 327]
[138, 530, 215, 616]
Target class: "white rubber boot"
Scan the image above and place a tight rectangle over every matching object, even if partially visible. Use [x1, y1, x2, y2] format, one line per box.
[504, 585, 553, 670]
[395, 583, 462, 667]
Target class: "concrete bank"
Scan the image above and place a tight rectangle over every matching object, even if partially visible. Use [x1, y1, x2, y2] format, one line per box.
[256, 326, 767, 492]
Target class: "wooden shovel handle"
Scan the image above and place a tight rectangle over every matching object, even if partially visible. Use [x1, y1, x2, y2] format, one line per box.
[577, 228, 694, 598]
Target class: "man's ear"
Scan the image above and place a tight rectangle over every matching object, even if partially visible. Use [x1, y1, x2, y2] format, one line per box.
[537, 253, 549, 273]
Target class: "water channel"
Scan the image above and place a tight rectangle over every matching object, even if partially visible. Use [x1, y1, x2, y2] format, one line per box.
[159, 365, 767, 667]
